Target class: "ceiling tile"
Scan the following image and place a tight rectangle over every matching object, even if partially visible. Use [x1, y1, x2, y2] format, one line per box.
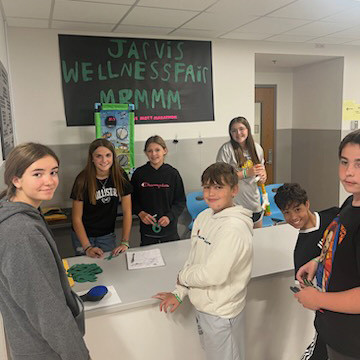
[52, 20, 115, 32]
[220, 32, 272, 40]
[208, 0, 296, 17]
[343, 39, 360, 46]
[122, 7, 198, 28]
[323, 7, 360, 27]
[182, 12, 258, 32]
[269, 0, 353, 20]
[6, 17, 49, 28]
[113, 24, 174, 35]
[329, 25, 360, 37]
[266, 34, 315, 42]
[285, 21, 350, 36]
[235, 17, 310, 34]
[307, 36, 359, 44]
[53, 0, 131, 23]
[137, 0, 216, 11]
[2, 0, 52, 19]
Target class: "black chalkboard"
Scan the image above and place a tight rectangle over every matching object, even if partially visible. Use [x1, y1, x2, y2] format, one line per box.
[58, 35, 214, 126]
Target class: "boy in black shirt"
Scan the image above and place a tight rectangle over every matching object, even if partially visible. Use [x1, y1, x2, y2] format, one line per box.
[275, 183, 338, 360]
[296, 130, 360, 360]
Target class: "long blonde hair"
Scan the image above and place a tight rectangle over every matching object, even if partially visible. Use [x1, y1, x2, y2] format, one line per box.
[72, 139, 125, 205]
[229, 117, 260, 167]
[0, 143, 59, 200]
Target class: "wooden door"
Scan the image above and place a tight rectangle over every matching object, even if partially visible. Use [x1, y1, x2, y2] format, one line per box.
[255, 86, 275, 184]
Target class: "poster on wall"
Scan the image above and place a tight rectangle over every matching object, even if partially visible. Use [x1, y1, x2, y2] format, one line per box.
[95, 103, 135, 174]
[0, 60, 14, 160]
[58, 35, 214, 126]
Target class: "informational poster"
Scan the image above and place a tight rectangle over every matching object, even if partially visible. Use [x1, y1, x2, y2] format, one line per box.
[0, 60, 14, 160]
[95, 103, 135, 174]
[58, 35, 214, 126]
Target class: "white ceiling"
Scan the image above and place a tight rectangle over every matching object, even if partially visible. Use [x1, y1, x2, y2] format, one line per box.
[1, 0, 360, 46]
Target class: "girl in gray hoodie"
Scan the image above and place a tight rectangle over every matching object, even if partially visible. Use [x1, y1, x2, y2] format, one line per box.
[0, 143, 90, 360]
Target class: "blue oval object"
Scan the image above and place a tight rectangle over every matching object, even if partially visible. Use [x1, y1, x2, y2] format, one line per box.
[80, 285, 108, 302]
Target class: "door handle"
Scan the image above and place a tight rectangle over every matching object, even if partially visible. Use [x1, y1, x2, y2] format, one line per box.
[266, 149, 273, 165]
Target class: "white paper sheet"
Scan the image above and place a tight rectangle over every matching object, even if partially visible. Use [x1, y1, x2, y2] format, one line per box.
[126, 248, 165, 270]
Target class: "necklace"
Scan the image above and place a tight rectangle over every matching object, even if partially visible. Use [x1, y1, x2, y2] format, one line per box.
[97, 177, 109, 189]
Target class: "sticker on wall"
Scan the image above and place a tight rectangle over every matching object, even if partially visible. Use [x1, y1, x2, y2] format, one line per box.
[343, 100, 356, 121]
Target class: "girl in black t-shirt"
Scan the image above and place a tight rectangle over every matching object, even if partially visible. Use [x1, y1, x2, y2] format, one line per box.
[71, 139, 132, 258]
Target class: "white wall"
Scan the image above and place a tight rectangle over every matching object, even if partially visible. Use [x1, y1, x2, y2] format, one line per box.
[7, 28, 360, 204]
[293, 58, 343, 130]
[7, 29, 255, 145]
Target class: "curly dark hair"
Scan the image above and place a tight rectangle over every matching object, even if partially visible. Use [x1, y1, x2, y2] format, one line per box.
[274, 183, 308, 211]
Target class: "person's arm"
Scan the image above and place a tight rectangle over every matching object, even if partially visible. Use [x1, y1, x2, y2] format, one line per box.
[295, 286, 360, 313]
[130, 170, 142, 216]
[4, 231, 90, 359]
[153, 215, 205, 312]
[72, 200, 103, 258]
[216, 144, 258, 180]
[178, 225, 252, 288]
[161, 171, 186, 227]
[253, 164, 267, 183]
[113, 194, 132, 255]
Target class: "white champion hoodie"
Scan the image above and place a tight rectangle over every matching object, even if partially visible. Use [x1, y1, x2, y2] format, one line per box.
[174, 205, 253, 318]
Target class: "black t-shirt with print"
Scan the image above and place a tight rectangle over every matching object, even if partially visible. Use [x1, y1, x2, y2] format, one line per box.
[314, 196, 360, 357]
[70, 172, 132, 237]
[294, 207, 339, 276]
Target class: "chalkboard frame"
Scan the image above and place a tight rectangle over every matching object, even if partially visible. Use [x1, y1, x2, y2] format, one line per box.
[58, 34, 214, 126]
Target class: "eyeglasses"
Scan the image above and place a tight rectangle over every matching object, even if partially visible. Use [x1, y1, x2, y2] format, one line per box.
[230, 127, 247, 134]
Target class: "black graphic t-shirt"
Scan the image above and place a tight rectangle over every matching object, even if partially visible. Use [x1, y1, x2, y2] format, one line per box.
[71, 171, 132, 237]
[314, 196, 360, 357]
[294, 207, 339, 276]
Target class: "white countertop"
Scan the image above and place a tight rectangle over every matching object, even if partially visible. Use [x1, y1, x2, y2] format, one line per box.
[67, 223, 298, 318]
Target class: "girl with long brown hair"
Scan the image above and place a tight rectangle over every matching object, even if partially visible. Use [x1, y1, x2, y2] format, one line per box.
[71, 138, 132, 258]
[217, 117, 267, 228]
[0, 143, 89, 359]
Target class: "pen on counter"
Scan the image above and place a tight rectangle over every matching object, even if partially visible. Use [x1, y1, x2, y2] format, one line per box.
[131, 253, 135, 263]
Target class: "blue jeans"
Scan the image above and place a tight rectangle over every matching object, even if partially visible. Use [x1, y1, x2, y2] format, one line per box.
[71, 230, 116, 256]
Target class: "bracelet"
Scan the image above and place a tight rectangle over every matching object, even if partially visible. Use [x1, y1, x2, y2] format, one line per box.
[243, 168, 247, 179]
[312, 257, 320, 263]
[120, 241, 129, 248]
[83, 245, 93, 253]
[174, 294, 183, 304]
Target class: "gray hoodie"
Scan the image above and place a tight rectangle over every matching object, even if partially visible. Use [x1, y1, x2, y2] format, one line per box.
[0, 200, 89, 360]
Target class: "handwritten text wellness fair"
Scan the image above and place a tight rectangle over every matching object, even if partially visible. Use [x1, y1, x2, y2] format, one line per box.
[60, 39, 211, 110]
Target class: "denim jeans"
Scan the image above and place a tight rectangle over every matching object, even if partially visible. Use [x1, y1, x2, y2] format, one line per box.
[71, 230, 116, 255]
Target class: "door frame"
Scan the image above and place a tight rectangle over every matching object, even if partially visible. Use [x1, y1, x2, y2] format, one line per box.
[255, 84, 277, 184]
